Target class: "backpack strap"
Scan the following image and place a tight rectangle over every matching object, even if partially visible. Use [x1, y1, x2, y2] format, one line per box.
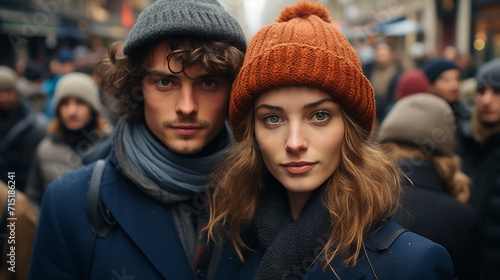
[86, 159, 116, 238]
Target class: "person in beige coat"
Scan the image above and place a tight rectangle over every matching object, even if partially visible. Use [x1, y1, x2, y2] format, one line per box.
[0, 180, 37, 280]
[25, 72, 111, 206]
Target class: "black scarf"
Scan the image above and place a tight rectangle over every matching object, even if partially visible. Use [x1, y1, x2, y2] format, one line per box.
[255, 178, 331, 280]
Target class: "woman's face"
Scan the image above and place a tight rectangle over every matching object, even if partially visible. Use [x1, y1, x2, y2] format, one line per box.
[254, 87, 345, 194]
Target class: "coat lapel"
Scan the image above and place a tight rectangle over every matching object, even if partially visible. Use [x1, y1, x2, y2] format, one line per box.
[99, 162, 194, 280]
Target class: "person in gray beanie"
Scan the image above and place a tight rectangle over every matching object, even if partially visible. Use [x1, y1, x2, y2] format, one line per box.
[0, 65, 47, 193]
[28, 0, 246, 279]
[458, 58, 500, 280]
[379, 93, 480, 280]
[25, 72, 111, 206]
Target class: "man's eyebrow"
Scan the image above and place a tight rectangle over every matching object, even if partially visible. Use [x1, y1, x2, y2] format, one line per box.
[146, 70, 217, 80]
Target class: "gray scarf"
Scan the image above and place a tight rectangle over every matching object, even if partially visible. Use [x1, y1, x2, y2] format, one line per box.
[114, 119, 234, 205]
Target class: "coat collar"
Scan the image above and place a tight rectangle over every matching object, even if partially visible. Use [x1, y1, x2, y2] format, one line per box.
[99, 155, 195, 280]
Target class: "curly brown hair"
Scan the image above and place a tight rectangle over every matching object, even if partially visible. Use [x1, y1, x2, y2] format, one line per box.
[95, 37, 245, 122]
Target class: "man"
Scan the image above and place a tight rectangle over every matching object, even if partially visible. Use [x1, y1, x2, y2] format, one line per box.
[421, 58, 471, 128]
[41, 47, 76, 119]
[363, 40, 403, 122]
[458, 58, 500, 280]
[25, 72, 111, 206]
[28, 0, 246, 279]
[0, 66, 47, 192]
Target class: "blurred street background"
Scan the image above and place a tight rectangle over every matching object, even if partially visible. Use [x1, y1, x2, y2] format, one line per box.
[0, 0, 498, 71]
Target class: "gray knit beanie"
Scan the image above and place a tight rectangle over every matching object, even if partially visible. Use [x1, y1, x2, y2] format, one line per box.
[378, 93, 456, 157]
[53, 72, 103, 114]
[476, 58, 500, 90]
[0, 66, 18, 90]
[123, 0, 246, 56]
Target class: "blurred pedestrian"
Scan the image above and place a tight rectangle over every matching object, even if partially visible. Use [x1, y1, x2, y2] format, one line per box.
[25, 72, 111, 206]
[28, 0, 246, 279]
[364, 39, 403, 122]
[206, 2, 453, 279]
[0, 66, 47, 192]
[458, 58, 500, 280]
[41, 47, 76, 119]
[394, 68, 431, 102]
[0, 180, 38, 280]
[421, 58, 471, 129]
[379, 93, 480, 279]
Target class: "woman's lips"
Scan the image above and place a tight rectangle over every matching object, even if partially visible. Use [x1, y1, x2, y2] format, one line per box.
[282, 162, 316, 174]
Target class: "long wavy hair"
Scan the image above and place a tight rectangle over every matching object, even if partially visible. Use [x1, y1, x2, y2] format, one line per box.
[95, 37, 244, 122]
[386, 143, 471, 203]
[205, 106, 401, 268]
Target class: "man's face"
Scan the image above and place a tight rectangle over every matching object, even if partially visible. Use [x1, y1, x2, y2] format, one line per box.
[476, 86, 500, 124]
[0, 88, 18, 112]
[375, 44, 393, 68]
[141, 44, 231, 155]
[431, 69, 461, 103]
[58, 97, 93, 131]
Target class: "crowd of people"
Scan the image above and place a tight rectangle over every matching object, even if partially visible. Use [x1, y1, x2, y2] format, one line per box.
[0, 0, 498, 279]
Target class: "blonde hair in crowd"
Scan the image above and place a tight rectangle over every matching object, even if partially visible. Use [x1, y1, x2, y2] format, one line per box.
[386, 143, 471, 203]
[205, 108, 401, 268]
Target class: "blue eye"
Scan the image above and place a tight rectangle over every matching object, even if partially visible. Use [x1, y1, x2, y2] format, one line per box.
[311, 111, 331, 122]
[264, 115, 281, 124]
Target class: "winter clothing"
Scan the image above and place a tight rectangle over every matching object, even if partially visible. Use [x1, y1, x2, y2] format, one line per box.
[28, 150, 244, 280]
[457, 58, 500, 280]
[395, 68, 432, 101]
[0, 66, 17, 89]
[24, 117, 111, 205]
[421, 59, 460, 84]
[29, 119, 239, 279]
[123, 0, 247, 55]
[0, 181, 37, 280]
[379, 93, 456, 157]
[0, 96, 47, 192]
[53, 72, 103, 114]
[393, 159, 480, 279]
[475, 58, 500, 90]
[229, 1, 375, 140]
[240, 177, 454, 280]
[122, 121, 231, 197]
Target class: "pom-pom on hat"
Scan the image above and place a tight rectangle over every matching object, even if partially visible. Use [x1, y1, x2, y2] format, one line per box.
[123, 0, 247, 56]
[378, 93, 456, 157]
[229, 1, 375, 141]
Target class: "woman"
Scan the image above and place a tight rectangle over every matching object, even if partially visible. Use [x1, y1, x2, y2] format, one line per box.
[205, 2, 454, 279]
[379, 93, 479, 279]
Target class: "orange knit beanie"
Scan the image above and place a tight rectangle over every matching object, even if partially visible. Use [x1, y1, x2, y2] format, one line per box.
[229, 1, 375, 141]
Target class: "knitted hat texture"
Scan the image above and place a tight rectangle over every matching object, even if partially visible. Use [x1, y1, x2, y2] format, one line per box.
[229, 1, 375, 141]
[53, 72, 103, 114]
[421, 59, 459, 84]
[0, 66, 18, 90]
[123, 0, 246, 55]
[475, 58, 500, 90]
[378, 93, 456, 157]
[395, 68, 431, 101]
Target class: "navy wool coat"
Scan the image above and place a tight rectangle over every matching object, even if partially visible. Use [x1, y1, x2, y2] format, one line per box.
[28, 155, 243, 280]
[239, 219, 455, 280]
